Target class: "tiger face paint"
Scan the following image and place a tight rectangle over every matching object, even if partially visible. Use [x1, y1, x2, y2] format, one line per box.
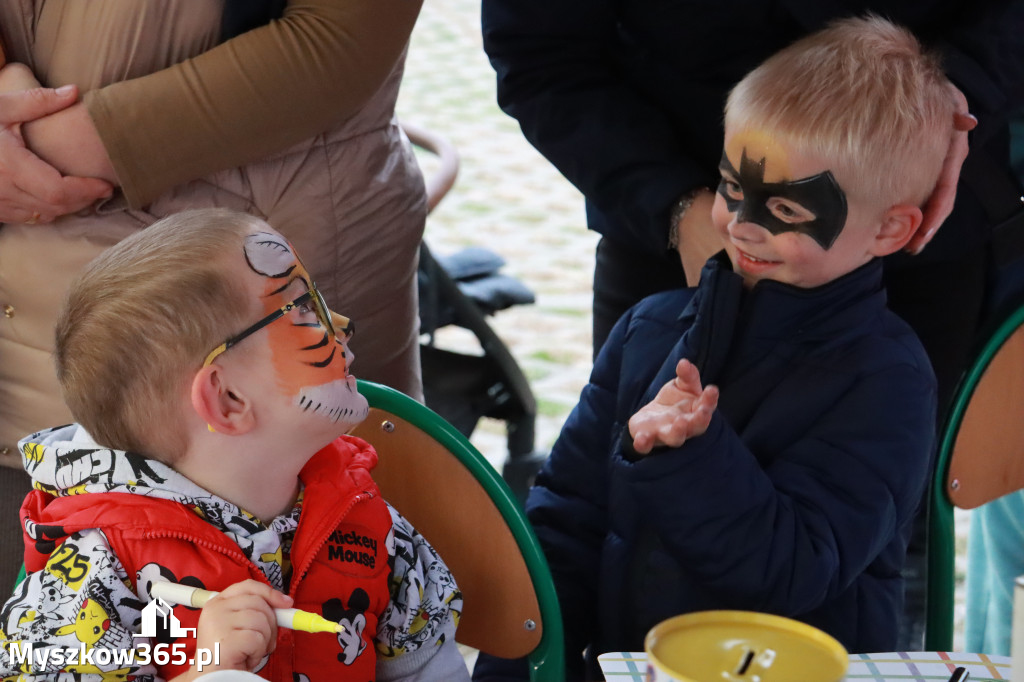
[242, 231, 368, 428]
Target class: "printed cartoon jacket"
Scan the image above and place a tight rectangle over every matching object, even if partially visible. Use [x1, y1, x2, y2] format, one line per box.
[528, 254, 936, 676]
[0, 426, 465, 681]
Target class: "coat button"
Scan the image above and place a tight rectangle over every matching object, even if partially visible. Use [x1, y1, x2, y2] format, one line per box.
[2, 304, 13, 318]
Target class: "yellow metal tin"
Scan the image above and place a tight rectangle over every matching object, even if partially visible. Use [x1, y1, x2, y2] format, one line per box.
[645, 610, 848, 682]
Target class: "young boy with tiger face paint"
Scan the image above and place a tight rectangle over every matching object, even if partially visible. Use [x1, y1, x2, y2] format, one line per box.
[0, 209, 469, 682]
[195, 227, 370, 469]
[478, 16, 954, 680]
[239, 229, 366, 426]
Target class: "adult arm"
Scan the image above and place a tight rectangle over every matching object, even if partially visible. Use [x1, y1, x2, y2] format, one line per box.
[614, 359, 936, 615]
[8, 54, 116, 187]
[904, 1, 1023, 126]
[83, 0, 423, 208]
[481, 0, 716, 255]
[912, 0, 1024, 251]
[0, 65, 113, 223]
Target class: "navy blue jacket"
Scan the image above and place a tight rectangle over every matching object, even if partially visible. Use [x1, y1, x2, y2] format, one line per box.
[527, 255, 936, 676]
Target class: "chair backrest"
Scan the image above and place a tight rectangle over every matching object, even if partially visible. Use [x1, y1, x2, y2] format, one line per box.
[926, 302, 1024, 650]
[348, 380, 564, 681]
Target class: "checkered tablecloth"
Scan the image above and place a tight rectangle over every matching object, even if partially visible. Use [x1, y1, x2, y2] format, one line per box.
[597, 651, 1013, 681]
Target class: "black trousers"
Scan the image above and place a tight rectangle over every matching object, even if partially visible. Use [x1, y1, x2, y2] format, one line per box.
[592, 238, 687, 358]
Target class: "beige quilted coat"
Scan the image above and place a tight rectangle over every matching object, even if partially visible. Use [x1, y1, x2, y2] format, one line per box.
[0, 0, 427, 466]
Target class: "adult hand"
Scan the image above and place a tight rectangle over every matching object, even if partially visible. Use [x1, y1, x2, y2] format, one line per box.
[675, 189, 721, 286]
[905, 85, 977, 255]
[0, 85, 114, 225]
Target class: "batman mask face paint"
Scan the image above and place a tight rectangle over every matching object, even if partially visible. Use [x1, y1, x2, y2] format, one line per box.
[717, 149, 848, 250]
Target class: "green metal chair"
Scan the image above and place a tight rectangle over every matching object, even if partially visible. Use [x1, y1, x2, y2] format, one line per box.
[350, 380, 565, 681]
[925, 302, 1024, 651]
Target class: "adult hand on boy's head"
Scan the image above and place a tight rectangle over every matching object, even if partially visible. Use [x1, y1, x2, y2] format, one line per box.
[906, 85, 976, 255]
[0, 84, 114, 225]
[188, 580, 291, 677]
[628, 359, 719, 455]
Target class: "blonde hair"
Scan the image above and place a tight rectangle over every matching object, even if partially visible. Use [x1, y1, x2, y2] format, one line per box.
[55, 209, 258, 461]
[725, 15, 956, 208]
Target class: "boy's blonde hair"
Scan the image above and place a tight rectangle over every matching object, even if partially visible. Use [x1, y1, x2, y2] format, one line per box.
[55, 209, 257, 461]
[725, 15, 955, 209]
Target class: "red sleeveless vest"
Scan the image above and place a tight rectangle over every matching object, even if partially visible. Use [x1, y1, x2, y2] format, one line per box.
[22, 437, 393, 681]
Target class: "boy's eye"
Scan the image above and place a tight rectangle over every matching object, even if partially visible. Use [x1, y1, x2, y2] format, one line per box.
[285, 299, 319, 326]
[766, 197, 816, 224]
[718, 177, 743, 201]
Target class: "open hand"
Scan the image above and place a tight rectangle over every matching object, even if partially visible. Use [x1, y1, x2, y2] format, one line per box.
[628, 359, 719, 455]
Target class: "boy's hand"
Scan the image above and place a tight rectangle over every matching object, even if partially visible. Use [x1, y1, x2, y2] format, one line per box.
[187, 580, 291, 676]
[628, 359, 719, 455]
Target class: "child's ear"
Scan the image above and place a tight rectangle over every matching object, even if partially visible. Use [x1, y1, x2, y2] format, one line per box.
[190, 365, 255, 435]
[870, 204, 924, 256]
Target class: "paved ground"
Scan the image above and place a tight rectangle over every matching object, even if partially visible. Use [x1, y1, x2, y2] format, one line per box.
[394, 0, 969, 660]
[395, 2, 596, 668]
[396, 0, 599, 478]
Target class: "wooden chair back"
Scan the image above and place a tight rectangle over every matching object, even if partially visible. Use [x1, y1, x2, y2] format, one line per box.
[926, 304, 1024, 650]
[349, 381, 564, 680]
[944, 322, 1024, 509]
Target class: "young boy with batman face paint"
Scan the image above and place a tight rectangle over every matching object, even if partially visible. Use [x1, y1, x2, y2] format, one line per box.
[474, 16, 951, 681]
[0, 209, 470, 682]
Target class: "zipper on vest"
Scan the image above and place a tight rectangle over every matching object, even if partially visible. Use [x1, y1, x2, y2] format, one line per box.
[142, 530, 275, 589]
[291, 490, 375, 588]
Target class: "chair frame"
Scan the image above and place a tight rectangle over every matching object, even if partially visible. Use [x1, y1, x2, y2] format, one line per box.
[925, 302, 1024, 651]
[356, 380, 565, 681]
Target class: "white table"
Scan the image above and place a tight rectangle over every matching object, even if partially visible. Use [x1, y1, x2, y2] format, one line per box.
[597, 650, 1012, 681]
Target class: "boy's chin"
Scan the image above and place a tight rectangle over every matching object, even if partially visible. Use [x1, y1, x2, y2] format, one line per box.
[296, 381, 369, 430]
[336, 402, 370, 438]
[312, 402, 370, 443]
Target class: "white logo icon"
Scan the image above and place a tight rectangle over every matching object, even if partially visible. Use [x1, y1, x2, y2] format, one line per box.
[134, 597, 196, 639]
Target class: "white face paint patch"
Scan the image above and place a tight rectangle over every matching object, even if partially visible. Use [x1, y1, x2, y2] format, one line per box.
[244, 231, 296, 278]
[297, 379, 369, 431]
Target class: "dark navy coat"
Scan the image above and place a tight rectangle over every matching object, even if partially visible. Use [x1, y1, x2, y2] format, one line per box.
[527, 255, 936, 676]
[482, 0, 1024, 264]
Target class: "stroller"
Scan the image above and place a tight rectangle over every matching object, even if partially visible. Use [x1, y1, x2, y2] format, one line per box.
[404, 122, 549, 503]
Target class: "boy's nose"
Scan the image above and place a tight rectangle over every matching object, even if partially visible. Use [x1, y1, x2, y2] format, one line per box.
[728, 217, 767, 243]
